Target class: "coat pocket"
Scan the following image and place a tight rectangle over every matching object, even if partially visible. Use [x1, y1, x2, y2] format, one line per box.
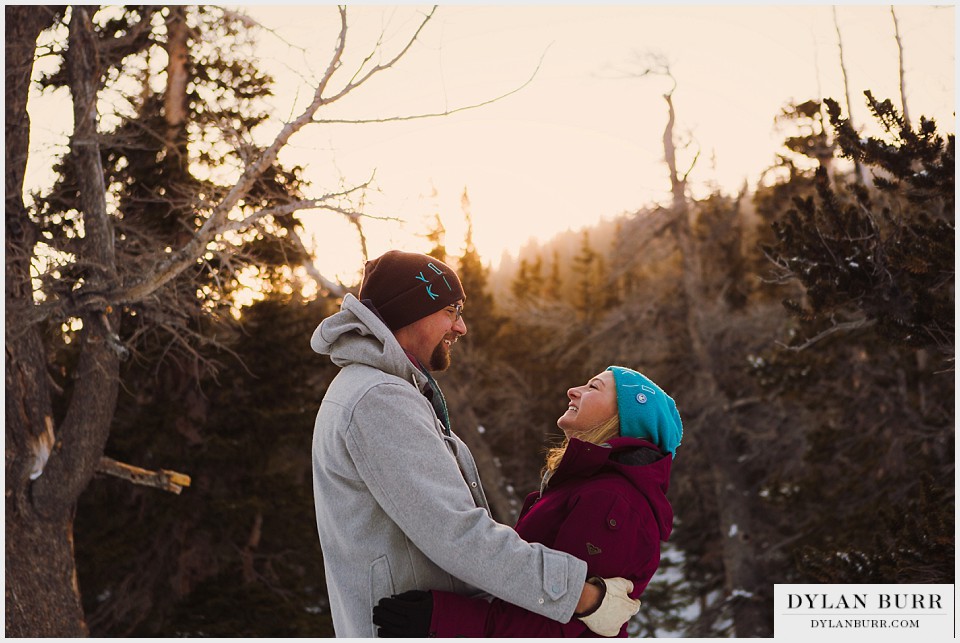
[370, 555, 396, 635]
[605, 495, 631, 531]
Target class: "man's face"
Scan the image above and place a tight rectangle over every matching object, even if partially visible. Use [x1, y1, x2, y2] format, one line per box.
[394, 301, 467, 372]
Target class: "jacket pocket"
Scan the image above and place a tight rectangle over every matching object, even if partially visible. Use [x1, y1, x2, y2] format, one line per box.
[370, 555, 396, 635]
[605, 495, 631, 531]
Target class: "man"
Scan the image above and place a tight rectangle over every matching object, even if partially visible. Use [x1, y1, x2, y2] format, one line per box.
[310, 250, 638, 637]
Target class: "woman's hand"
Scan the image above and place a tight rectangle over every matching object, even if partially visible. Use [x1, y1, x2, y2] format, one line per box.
[578, 577, 641, 636]
[373, 590, 434, 638]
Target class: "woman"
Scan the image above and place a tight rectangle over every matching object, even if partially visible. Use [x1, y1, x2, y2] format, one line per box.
[373, 365, 682, 638]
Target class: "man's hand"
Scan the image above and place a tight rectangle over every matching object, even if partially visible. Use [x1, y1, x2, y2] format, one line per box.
[577, 577, 640, 636]
[373, 590, 433, 638]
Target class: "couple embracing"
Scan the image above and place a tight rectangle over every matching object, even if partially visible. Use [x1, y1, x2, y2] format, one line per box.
[310, 251, 682, 638]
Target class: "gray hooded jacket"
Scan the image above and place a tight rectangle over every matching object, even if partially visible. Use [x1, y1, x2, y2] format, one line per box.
[310, 294, 588, 637]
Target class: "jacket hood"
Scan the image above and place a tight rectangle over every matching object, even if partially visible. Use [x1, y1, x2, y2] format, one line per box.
[552, 436, 673, 541]
[310, 293, 427, 389]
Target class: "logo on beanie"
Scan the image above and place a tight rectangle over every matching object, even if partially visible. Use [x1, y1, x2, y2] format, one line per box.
[636, 385, 656, 405]
[414, 262, 454, 301]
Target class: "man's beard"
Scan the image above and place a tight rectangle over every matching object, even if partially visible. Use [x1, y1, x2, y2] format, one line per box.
[429, 338, 452, 371]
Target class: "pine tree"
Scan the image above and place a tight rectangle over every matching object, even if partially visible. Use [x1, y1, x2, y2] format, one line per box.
[760, 94, 954, 585]
[545, 249, 564, 301]
[455, 190, 500, 348]
[424, 212, 448, 263]
[767, 92, 954, 359]
[510, 258, 531, 302]
[572, 230, 598, 321]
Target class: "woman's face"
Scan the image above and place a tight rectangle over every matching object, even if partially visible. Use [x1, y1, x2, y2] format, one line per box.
[556, 370, 618, 439]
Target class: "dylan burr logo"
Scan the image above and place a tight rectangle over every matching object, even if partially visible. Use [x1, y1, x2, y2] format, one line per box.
[787, 592, 943, 610]
[774, 584, 953, 641]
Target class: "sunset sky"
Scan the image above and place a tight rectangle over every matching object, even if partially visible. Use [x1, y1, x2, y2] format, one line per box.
[23, 4, 956, 287]
[243, 3, 955, 285]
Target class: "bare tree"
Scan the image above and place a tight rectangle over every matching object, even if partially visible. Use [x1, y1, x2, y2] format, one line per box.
[890, 5, 910, 128]
[616, 52, 700, 208]
[625, 53, 770, 636]
[6, 5, 537, 635]
[832, 6, 865, 185]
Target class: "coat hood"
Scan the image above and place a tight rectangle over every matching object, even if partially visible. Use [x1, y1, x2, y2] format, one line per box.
[551, 436, 673, 541]
[310, 293, 427, 389]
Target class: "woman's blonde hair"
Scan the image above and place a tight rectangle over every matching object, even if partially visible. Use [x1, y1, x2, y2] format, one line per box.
[542, 414, 620, 477]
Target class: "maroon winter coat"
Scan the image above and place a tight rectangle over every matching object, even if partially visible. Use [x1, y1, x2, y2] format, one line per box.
[428, 436, 674, 637]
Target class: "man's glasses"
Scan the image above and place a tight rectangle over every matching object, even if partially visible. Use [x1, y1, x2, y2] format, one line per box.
[444, 303, 464, 322]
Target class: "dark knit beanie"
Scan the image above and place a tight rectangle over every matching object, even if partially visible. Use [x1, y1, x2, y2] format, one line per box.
[359, 250, 465, 331]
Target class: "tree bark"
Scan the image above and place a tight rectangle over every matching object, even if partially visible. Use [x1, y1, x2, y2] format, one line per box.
[6, 7, 123, 636]
[163, 6, 189, 163]
[30, 5, 121, 518]
[5, 6, 92, 637]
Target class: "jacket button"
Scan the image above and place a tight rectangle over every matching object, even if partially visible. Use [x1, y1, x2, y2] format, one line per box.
[470, 482, 478, 488]
[538, 598, 545, 604]
[609, 519, 617, 527]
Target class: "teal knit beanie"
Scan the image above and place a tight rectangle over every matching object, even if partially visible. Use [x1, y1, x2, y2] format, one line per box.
[606, 366, 683, 455]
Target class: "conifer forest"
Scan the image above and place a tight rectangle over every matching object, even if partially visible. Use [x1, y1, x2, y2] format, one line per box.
[5, 5, 954, 638]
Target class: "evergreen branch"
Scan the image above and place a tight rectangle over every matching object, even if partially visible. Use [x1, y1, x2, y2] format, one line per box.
[97, 7, 158, 60]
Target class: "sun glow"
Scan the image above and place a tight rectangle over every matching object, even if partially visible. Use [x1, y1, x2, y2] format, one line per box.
[23, 5, 955, 289]
[242, 4, 955, 283]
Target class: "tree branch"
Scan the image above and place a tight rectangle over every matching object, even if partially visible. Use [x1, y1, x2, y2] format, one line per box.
[313, 45, 546, 125]
[103, 5, 426, 307]
[108, 7, 352, 306]
[777, 317, 877, 352]
[329, 6, 437, 103]
[96, 456, 191, 495]
[284, 226, 346, 297]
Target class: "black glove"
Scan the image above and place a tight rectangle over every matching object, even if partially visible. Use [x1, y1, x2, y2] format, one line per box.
[373, 590, 433, 638]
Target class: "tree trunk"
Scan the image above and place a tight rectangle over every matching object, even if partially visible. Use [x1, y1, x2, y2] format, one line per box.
[659, 84, 770, 635]
[163, 6, 189, 162]
[6, 7, 122, 635]
[662, 91, 686, 210]
[672, 207, 770, 637]
[890, 6, 910, 128]
[5, 6, 89, 636]
[6, 508, 88, 637]
[832, 7, 865, 185]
